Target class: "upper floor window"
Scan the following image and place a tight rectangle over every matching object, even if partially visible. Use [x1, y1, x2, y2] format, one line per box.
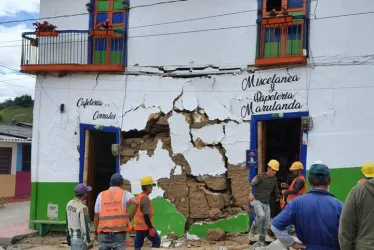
[91, 0, 128, 66]
[256, 0, 309, 67]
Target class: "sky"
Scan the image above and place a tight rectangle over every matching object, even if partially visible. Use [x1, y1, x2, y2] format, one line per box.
[0, 0, 40, 102]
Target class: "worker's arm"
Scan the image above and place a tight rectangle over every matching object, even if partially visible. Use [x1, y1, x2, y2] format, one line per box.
[94, 214, 99, 238]
[338, 188, 357, 250]
[124, 191, 138, 220]
[124, 190, 138, 205]
[284, 179, 304, 195]
[93, 193, 101, 238]
[271, 201, 296, 247]
[273, 178, 281, 199]
[79, 207, 92, 247]
[140, 197, 154, 228]
[129, 203, 137, 221]
[65, 212, 71, 246]
[248, 175, 260, 201]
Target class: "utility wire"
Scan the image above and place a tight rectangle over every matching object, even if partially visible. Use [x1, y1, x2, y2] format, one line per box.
[0, 0, 192, 25]
[0, 79, 34, 89]
[0, 9, 373, 46]
[0, 0, 315, 26]
[0, 64, 36, 78]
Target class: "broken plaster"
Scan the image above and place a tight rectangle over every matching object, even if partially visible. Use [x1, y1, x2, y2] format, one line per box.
[121, 140, 174, 198]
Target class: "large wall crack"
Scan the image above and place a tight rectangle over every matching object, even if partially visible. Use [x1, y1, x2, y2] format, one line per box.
[120, 105, 249, 228]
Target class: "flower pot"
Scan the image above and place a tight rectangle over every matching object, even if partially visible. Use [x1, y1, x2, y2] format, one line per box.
[89, 30, 115, 37]
[35, 30, 59, 37]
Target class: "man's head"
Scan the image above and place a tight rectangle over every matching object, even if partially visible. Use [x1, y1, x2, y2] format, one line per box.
[308, 163, 331, 188]
[289, 161, 304, 176]
[361, 162, 374, 179]
[140, 176, 157, 194]
[74, 183, 92, 201]
[267, 159, 279, 177]
[110, 173, 124, 187]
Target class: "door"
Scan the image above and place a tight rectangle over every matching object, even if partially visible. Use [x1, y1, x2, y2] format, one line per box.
[82, 128, 118, 221]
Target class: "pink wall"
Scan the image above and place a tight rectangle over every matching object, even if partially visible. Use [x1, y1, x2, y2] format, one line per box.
[15, 171, 31, 196]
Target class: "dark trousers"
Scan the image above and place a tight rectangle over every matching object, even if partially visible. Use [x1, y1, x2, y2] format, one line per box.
[134, 230, 161, 249]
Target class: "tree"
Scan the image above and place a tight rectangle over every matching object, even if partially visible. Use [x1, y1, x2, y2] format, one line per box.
[13, 95, 33, 107]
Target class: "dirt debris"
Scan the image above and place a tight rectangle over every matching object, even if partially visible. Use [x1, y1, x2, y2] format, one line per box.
[206, 229, 226, 241]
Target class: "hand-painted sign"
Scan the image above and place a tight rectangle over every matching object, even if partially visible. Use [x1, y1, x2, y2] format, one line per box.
[76, 98, 116, 120]
[240, 73, 303, 118]
[246, 149, 258, 168]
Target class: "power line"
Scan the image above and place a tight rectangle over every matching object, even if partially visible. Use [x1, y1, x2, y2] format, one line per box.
[0, 77, 35, 82]
[0, 9, 373, 46]
[0, 0, 191, 25]
[0, 0, 315, 26]
[0, 8, 259, 44]
[0, 80, 34, 89]
[0, 64, 36, 78]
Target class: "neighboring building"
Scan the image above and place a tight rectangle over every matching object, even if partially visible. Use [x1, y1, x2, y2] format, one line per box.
[21, 0, 374, 237]
[0, 122, 32, 198]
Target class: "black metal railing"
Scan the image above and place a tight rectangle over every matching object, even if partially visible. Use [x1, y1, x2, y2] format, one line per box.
[21, 30, 126, 67]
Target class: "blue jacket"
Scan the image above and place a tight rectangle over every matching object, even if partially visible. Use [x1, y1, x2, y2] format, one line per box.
[272, 189, 344, 250]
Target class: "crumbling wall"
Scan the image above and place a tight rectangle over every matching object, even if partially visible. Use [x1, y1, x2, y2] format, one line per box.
[120, 106, 250, 225]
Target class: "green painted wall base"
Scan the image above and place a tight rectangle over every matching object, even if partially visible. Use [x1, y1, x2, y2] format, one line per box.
[30, 167, 361, 235]
[152, 197, 186, 237]
[305, 166, 361, 202]
[30, 182, 77, 229]
[188, 213, 249, 237]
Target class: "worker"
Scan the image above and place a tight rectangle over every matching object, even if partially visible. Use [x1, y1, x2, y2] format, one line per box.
[248, 159, 280, 247]
[339, 177, 374, 249]
[94, 173, 138, 250]
[134, 176, 161, 249]
[280, 161, 306, 210]
[358, 162, 374, 184]
[270, 163, 344, 249]
[66, 183, 93, 250]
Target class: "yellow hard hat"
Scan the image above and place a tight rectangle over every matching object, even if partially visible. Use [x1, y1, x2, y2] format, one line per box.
[361, 162, 374, 178]
[140, 176, 157, 187]
[268, 159, 280, 171]
[289, 161, 304, 171]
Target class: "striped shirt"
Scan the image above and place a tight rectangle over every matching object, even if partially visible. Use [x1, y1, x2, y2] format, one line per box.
[66, 198, 92, 246]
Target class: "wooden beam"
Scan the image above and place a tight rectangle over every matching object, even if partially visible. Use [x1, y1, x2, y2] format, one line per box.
[83, 130, 90, 185]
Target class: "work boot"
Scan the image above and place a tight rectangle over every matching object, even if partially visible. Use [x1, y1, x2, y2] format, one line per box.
[248, 230, 256, 245]
[258, 235, 266, 246]
[251, 241, 266, 250]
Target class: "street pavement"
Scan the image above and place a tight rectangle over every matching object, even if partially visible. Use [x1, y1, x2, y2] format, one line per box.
[0, 201, 37, 246]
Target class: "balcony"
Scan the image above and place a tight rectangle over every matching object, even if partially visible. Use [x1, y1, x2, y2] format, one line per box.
[21, 30, 126, 74]
[255, 17, 308, 67]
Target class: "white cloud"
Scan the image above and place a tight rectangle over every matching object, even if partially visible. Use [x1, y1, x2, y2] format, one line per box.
[0, 24, 35, 101]
[0, 24, 32, 70]
[0, 0, 39, 16]
[0, 73, 35, 102]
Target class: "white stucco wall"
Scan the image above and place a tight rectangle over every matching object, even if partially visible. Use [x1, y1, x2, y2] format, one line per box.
[32, 0, 374, 196]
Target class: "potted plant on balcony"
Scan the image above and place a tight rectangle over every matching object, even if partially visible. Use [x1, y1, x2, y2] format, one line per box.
[33, 21, 58, 37]
[89, 19, 115, 37]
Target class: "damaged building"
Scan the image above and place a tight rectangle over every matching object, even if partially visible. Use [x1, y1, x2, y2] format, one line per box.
[24, 0, 374, 238]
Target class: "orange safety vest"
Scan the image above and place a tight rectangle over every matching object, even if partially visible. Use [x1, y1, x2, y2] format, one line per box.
[97, 188, 129, 234]
[134, 193, 154, 231]
[281, 176, 306, 210]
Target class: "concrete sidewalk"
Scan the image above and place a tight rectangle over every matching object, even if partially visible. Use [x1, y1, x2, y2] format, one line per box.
[0, 201, 37, 246]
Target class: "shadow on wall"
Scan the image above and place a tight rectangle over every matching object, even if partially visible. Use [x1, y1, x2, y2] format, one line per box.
[306, 167, 362, 202]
